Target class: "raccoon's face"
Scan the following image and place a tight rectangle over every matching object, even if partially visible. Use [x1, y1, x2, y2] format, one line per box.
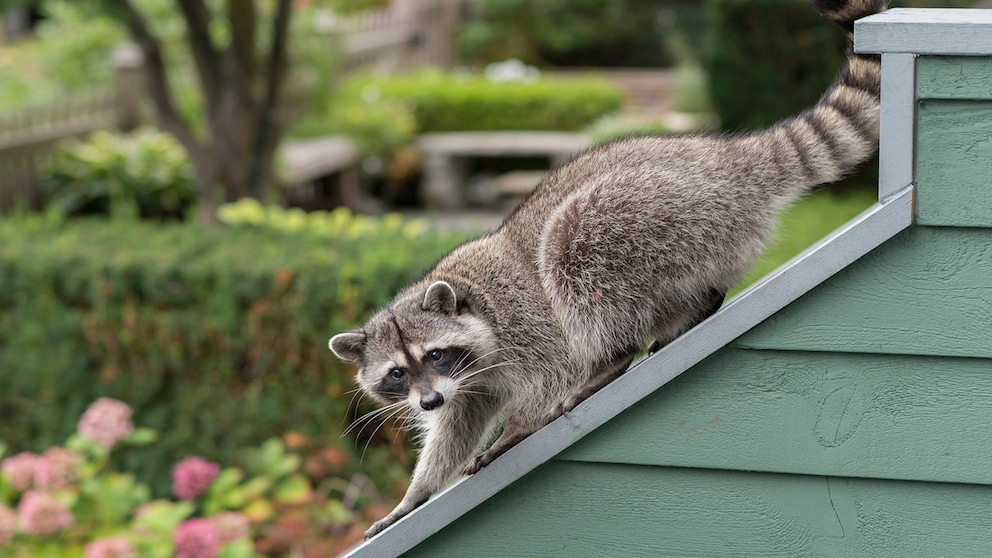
[329, 281, 500, 412]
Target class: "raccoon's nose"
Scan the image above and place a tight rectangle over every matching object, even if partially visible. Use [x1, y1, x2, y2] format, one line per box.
[420, 391, 444, 411]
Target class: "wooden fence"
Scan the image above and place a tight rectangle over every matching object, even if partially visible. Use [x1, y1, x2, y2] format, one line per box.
[0, 0, 462, 213]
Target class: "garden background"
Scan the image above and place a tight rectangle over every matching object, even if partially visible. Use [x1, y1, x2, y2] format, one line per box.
[0, 0, 975, 556]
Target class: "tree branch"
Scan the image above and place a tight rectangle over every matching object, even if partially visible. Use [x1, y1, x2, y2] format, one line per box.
[246, 0, 293, 199]
[108, 0, 200, 158]
[175, 0, 224, 113]
[227, 0, 257, 100]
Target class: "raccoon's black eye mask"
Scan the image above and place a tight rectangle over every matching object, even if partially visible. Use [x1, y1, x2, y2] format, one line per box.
[424, 347, 473, 377]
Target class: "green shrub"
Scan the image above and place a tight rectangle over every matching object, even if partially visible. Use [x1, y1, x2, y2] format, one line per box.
[43, 128, 196, 220]
[704, 0, 848, 131]
[458, 0, 671, 67]
[0, 209, 465, 498]
[350, 69, 624, 134]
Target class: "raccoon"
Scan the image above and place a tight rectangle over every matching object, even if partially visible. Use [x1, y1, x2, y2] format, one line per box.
[331, 0, 886, 539]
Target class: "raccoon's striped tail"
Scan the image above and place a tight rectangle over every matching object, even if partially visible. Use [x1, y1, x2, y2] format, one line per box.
[763, 0, 887, 195]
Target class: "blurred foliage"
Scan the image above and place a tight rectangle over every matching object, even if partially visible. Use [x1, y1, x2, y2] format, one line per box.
[0, 400, 381, 556]
[44, 128, 195, 221]
[703, 0, 977, 132]
[0, 208, 465, 498]
[358, 69, 622, 133]
[704, 0, 849, 132]
[459, 0, 672, 67]
[0, 1, 342, 134]
[288, 68, 623, 157]
[0, 1, 124, 108]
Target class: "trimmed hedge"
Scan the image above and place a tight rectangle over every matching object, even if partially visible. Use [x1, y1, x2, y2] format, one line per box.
[705, 0, 848, 131]
[0, 211, 464, 496]
[347, 70, 624, 134]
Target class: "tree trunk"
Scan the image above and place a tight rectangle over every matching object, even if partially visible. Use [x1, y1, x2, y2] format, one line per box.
[112, 0, 292, 225]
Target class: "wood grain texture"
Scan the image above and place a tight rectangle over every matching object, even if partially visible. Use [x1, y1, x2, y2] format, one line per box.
[734, 227, 992, 358]
[916, 100, 992, 228]
[856, 9, 992, 55]
[559, 348, 992, 486]
[918, 56, 992, 100]
[403, 462, 992, 558]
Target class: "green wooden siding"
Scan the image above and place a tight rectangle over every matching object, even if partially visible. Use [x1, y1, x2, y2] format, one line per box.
[733, 226, 992, 358]
[915, 56, 992, 228]
[557, 348, 992, 486]
[917, 56, 992, 101]
[404, 462, 992, 558]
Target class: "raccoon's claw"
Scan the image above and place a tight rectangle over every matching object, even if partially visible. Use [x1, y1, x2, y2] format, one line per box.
[464, 453, 490, 475]
[365, 516, 395, 539]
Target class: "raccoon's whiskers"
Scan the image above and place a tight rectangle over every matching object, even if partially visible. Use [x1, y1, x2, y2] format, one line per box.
[455, 359, 522, 383]
[344, 400, 405, 437]
[451, 346, 524, 376]
[341, 387, 368, 428]
[360, 404, 407, 464]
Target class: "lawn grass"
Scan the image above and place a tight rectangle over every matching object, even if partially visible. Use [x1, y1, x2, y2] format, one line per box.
[728, 186, 877, 298]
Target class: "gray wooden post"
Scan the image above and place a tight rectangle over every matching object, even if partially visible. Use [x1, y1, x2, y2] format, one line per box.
[112, 44, 144, 132]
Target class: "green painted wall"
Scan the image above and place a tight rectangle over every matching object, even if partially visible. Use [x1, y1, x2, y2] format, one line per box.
[405, 462, 992, 558]
[916, 56, 992, 228]
[733, 227, 992, 358]
[400, 54, 992, 557]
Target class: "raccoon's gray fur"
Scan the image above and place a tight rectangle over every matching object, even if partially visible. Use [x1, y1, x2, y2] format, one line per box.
[331, 0, 886, 539]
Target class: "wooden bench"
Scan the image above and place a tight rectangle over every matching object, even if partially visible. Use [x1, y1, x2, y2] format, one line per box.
[416, 131, 589, 209]
[280, 135, 362, 211]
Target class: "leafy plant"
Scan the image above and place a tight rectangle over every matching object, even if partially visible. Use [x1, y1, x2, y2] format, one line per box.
[43, 127, 196, 220]
[0, 398, 379, 557]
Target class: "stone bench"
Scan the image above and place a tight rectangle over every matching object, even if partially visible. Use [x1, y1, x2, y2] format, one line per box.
[416, 131, 589, 209]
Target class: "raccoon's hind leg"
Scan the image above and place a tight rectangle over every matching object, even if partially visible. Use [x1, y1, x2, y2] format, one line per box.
[648, 286, 727, 354]
[553, 345, 640, 417]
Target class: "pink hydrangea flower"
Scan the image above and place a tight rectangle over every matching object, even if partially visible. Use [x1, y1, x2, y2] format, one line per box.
[0, 504, 16, 547]
[1, 452, 37, 492]
[84, 535, 136, 558]
[171, 457, 221, 500]
[34, 447, 78, 490]
[17, 491, 74, 535]
[208, 511, 250, 543]
[173, 518, 222, 558]
[77, 398, 134, 448]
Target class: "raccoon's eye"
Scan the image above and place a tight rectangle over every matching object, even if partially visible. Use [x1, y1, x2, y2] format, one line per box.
[389, 368, 405, 380]
[427, 349, 444, 361]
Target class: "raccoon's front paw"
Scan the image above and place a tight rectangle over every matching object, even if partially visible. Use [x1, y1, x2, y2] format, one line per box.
[365, 515, 396, 540]
[464, 453, 491, 475]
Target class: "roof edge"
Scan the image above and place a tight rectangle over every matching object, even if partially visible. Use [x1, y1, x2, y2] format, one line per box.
[345, 185, 915, 558]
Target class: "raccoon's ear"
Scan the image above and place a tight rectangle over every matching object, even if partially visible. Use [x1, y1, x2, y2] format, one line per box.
[329, 331, 366, 363]
[422, 281, 458, 315]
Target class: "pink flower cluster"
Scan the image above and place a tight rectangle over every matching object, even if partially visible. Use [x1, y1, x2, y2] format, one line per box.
[77, 397, 134, 448]
[0, 504, 15, 547]
[16, 491, 74, 536]
[172, 513, 250, 558]
[0, 447, 78, 493]
[0, 452, 36, 492]
[84, 535, 136, 558]
[174, 518, 221, 558]
[171, 457, 221, 500]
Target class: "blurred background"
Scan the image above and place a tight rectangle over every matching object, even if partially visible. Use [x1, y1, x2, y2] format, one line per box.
[0, 0, 980, 556]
